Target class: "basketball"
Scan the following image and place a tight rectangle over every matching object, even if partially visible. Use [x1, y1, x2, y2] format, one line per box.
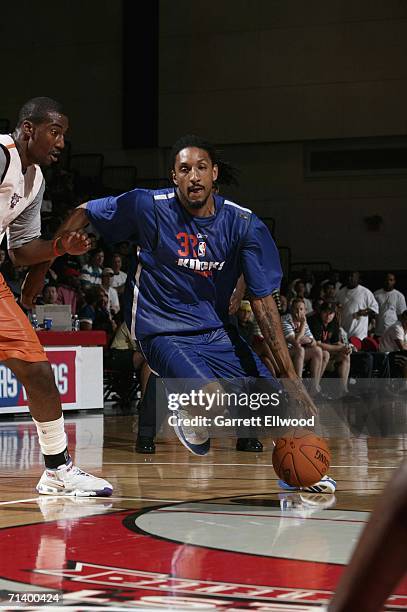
[272, 429, 331, 488]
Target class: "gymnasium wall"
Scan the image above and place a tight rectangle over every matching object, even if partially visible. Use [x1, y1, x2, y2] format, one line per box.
[159, 0, 407, 270]
[159, 0, 407, 144]
[1, 1, 407, 269]
[1, 1, 123, 152]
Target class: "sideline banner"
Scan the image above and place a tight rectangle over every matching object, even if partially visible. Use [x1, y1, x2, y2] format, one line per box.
[0, 348, 77, 412]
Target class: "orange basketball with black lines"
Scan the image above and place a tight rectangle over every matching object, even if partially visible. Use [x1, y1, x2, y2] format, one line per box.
[272, 428, 331, 487]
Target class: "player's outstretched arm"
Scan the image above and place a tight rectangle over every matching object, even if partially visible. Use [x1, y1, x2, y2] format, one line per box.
[10, 231, 90, 267]
[250, 293, 317, 417]
[328, 460, 407, 612]
[19, 207, 90, 309]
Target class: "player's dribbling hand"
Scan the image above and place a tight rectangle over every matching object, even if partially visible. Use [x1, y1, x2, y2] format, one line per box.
[60, 231, 91, 256]
[298, 392, 318, 418]
[283, 377, 318, 418]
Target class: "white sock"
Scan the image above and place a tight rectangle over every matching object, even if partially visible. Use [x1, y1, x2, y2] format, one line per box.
[33, 415, 68, 456]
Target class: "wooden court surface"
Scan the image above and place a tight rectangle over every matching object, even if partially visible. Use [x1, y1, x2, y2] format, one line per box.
[0, 410, 406, 610]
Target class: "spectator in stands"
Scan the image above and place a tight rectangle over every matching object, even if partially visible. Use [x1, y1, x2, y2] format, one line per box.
[337, 271, 379, 346]
[93, 287, 117, 342]
[78, 286, 99, 330]
[293, 280, 313, 314]
[279, 294, 288, 315]
[56, 266, 83, 315]
[374, 273, 406, 337]
[101, 267, 120, 315]
[107, 322, 153, 424]
[310, 284, 326, 315]
[379, 310, 407, 353]
[322, 281, 337, 304]
[80, 248, 104, 288]
[282, 298, 329, 397]
[109, 321, 146, 380]
[115, 241, 131, 271]
[236, 300, 257, 344]
[1, 261, 28, 298]
[380, 311, 407, 385]
[321, 271, 342, 297]
[308, 303, 352, 397]
[299, 268, 315, 297]
[111, 253, 127, 294]
[42, 283, 59, 305]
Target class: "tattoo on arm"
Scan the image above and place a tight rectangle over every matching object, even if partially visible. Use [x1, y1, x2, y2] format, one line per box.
[250, 294, 295, 377]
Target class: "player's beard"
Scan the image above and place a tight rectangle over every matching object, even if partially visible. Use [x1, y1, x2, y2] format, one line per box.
[179, 189, 210, 210]
[187, 197, 207, 210]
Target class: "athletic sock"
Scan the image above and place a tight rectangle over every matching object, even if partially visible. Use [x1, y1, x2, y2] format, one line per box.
[32, 415, 71, 469]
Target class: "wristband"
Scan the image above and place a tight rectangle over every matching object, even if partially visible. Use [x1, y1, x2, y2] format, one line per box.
[52, 236, 63, 257]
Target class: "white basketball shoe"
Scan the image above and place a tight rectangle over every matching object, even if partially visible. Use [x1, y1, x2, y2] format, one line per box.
[172, 409, 210, 456]
[36, 460, 113, 497]
[278, 474, 337, 494]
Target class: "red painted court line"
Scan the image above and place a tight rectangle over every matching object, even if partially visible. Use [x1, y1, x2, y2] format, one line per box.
[153, 508, 368, 524]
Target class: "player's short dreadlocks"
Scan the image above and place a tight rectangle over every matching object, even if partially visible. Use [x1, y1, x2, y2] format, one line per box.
[170, 134, 240, 187]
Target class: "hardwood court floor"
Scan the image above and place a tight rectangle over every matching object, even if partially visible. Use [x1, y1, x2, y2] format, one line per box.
[0, 410, 406, 610]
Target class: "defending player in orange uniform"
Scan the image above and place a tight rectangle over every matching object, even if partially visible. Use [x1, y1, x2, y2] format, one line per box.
[0, 97, 112, 496]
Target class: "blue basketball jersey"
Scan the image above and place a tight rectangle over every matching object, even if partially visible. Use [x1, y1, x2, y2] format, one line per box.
[86, 188, 282, 339]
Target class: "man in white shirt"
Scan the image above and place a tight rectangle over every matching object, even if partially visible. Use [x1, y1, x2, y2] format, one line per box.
[374, 273, 406, 336]
[111, 253, 127, 293]
[379, 311, 407, 353]
[380, 311, 407, 405]
[101, 267, 120, 314]
[337, 271, 379, 341]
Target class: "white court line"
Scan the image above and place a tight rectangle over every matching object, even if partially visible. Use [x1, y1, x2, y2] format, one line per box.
[109, 496, 181, 503]
[104, 461, 399, 469]
[0, 496, 181, 506]
[0, 497, 40, 505]
[332, 465, 397, 469]
[105, 461, 273, 466]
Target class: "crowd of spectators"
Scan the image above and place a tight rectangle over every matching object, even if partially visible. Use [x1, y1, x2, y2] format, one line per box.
[237, 269, 407, 400]
[0, 238, 130, 346]
[4, 134, 403, 401]
[1, 229, 406, 404]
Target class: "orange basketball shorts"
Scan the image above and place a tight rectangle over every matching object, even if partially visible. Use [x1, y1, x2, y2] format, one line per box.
[0, 273, 47, 363]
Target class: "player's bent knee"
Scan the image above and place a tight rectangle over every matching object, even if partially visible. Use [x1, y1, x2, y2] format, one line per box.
[24, 362, 58, 395]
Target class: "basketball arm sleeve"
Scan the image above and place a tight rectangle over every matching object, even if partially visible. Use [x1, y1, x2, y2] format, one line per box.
[6, 179, 44, 249]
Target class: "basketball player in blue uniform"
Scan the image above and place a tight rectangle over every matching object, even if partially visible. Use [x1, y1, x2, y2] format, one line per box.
[24, 135, 335, 493]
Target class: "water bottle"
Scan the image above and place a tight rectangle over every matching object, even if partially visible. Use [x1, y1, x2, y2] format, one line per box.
[43, 318, 53, 331]
[71, 314, 80, 331]
[30, 313, 38, 330]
